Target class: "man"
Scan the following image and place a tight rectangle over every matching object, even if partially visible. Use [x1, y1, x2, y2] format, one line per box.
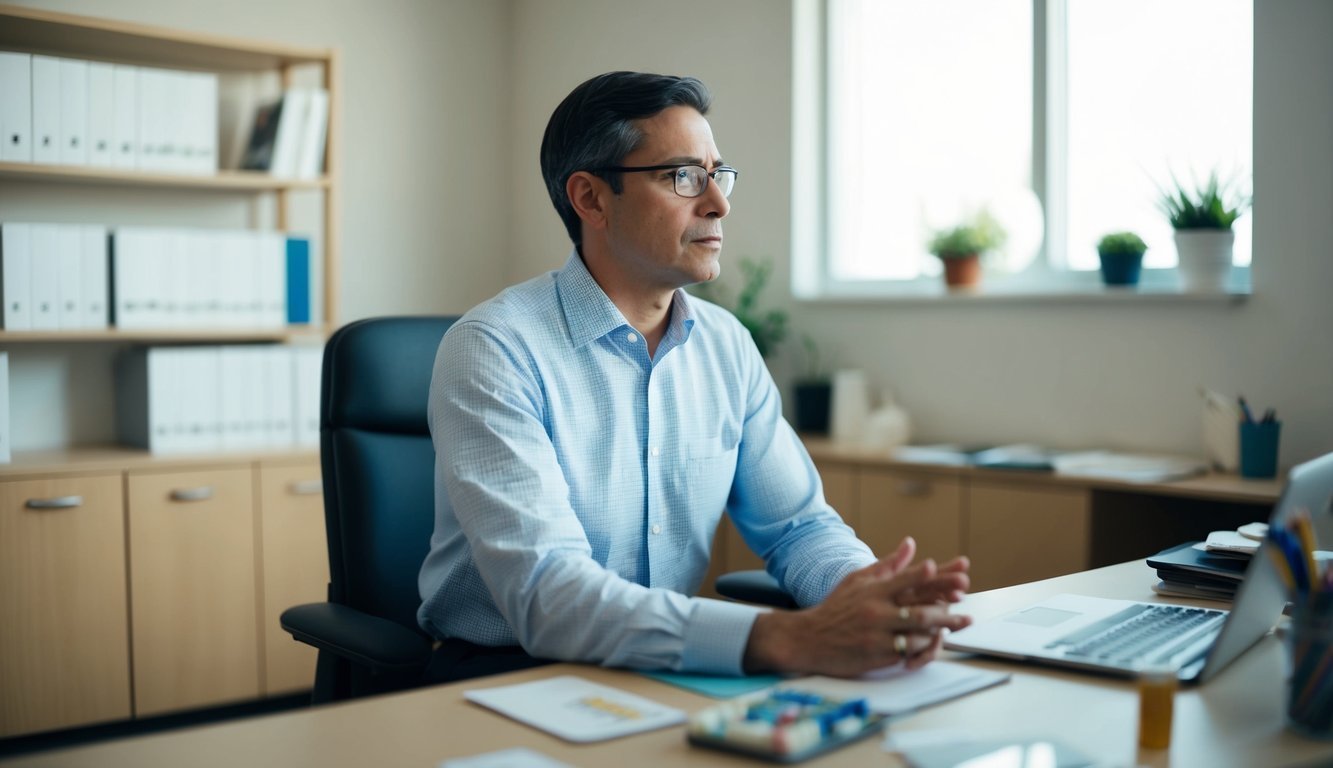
[418, 71, 971, 682]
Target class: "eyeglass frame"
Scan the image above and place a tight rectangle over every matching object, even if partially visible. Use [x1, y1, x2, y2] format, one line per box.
[591, 163, 739, 198]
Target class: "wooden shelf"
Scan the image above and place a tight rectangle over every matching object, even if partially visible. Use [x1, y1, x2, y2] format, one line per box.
[0, 445, 320, 479]
[0, 326, 328, 344]
[0, 162, 329, 192]
[0, 4, 332, 71]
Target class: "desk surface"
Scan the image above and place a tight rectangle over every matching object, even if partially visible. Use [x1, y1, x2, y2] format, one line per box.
[6, 562, 1327, 768]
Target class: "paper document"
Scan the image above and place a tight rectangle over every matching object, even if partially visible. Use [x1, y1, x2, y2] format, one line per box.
[464, 675, 685, 743]
[640, 670, 782, 698]
[789, 661, 1009, 716]
[1052, 451, 1206, 483]
[439, 747, 573, 768]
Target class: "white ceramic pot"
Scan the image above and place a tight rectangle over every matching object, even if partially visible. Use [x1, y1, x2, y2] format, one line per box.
[1173, 230, 1235, 292]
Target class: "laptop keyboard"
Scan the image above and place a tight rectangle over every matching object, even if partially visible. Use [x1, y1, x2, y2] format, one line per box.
[1046, 603, 1227, 666]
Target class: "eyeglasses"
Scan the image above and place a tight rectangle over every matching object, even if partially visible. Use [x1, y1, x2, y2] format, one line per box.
[595, 164, 738, 198]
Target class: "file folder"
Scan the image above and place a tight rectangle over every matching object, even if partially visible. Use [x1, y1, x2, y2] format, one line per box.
[0, 52, 33, 163]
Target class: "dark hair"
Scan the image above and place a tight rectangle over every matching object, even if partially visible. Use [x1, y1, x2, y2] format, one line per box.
[540, 71, 712, 246]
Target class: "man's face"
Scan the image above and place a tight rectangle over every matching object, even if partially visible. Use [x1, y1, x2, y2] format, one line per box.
[602, 105, 730, 291]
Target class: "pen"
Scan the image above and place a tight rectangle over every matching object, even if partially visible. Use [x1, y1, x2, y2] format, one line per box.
[1261, 408, 1276, 424]
[1238, 395, 1255, 424]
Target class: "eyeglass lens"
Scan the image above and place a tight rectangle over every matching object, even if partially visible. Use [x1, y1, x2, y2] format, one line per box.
[675, 166, 736, 198]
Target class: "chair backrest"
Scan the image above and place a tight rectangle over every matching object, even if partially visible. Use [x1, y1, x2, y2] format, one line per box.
[320, 315, 458, 633]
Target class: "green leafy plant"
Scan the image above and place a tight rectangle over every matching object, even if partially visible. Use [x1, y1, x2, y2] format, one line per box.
[1156, 171, 1249, 230]
[796, 334, 827, 383]
[927, 209, 1007, 259]
[692, 258, 788, 358]
[1096, 231, 1147, 256]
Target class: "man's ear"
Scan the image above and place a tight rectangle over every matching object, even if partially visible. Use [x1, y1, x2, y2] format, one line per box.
[567, 171, 611, 233]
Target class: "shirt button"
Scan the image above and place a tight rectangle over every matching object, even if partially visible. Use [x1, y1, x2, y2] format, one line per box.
[651, 524, 661, 535]
[626, 332, 639, 343]
[649, 446, 660, 457]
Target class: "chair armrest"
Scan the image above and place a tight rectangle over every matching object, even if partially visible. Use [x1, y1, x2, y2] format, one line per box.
[714, 570, 798, 609]
[280, 603, 433, 674]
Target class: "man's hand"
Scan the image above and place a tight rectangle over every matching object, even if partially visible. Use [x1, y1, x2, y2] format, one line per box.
[743, 536, 972, 677]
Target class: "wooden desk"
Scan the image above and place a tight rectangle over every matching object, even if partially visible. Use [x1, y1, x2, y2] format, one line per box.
[6, 562, 1328, 768]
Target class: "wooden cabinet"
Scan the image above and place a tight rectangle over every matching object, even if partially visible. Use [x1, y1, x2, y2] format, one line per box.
[962, 481, 1091, 592]
[127, 466, 260, 717]
[258, 460, 327, 694]
[0, 474, 131, 737]
[856, 468, 963, 563]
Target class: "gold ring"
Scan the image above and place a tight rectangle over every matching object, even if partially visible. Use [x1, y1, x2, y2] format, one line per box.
[894, 633, 908, 655]
[898, 605, 911, 622]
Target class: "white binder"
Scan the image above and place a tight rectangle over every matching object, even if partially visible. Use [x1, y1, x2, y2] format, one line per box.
[260, 232, 286, 328]
[31, 55, 61, 164]
[0, 52, 33, 163]
[86, 62, 116, 167]
[0, 352, 10, 463]
[218, 346, 252, 450]
[80, 225, 108, 329]
[268, 90, 307, 178]
[185, 72, 218, 174]
[136, 67, 166, 172]
[294, 345, 322, 447]
[55, 225, 82, 329]
[1, 223, 32, 330]
[58, 58, 89, 166]
[265, 345, 295, 446]
[29, 223, 60, 330]
[111, 65, 138, 169]
[295, 88, 329, 179]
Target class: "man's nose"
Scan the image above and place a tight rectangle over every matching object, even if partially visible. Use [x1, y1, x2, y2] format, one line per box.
[697, 177, 730, 218]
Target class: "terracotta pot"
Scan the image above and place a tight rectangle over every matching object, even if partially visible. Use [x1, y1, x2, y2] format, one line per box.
[941, 254, 982, 290]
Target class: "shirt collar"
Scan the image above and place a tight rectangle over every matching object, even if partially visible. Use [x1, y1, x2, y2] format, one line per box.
[555, 249, 698, 351]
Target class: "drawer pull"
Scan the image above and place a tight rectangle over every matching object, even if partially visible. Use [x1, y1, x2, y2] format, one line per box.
[25, 495, 84, 510]
[169, 486, 215, 502]
[288, 479, 322, 496]
[897, 480, 930, 497]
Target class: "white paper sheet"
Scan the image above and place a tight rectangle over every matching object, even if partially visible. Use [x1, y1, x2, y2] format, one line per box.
[464, 675, 685, 743]
[790, 661, 1010, 716]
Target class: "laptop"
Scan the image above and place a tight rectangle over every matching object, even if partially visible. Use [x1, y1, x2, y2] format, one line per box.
[944, 451, 1333, 683]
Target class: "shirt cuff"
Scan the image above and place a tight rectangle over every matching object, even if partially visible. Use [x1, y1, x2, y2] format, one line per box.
[681, 598, 764, 676]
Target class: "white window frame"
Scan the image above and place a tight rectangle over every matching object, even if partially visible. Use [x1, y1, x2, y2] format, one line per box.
[792, 0, 1253, 301]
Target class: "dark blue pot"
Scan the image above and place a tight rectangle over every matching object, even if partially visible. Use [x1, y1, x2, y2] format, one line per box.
[1099, 251, 1144, 286]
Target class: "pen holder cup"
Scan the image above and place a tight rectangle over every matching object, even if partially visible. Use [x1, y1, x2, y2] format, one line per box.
[1238, 421, 1281, 479]
[1286, 598, 1333, 739]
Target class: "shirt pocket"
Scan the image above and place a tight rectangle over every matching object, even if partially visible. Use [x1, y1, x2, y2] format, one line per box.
[683, 427, 741, 515]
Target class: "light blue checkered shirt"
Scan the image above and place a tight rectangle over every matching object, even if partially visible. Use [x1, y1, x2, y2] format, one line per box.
[417, 252, 875, 674]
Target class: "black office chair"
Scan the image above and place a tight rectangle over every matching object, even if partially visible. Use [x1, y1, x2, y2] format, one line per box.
[280, 315, 458, 703]
[715, 569, 797, 609]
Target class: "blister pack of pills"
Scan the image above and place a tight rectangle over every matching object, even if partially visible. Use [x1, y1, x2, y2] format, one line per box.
[686, 689, 886, 763]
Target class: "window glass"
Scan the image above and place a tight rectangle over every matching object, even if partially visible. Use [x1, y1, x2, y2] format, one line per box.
[826, 0, 1033, 282]
[1064, 0, 1252, 270]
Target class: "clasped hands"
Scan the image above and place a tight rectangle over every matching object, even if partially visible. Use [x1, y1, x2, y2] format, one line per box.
[744, 536, 972, 677]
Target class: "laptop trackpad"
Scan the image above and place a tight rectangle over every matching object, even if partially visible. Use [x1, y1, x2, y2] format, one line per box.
[1007, 606, 1081, 628]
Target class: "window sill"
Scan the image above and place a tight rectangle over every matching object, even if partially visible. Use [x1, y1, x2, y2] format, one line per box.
[798, 269, 1252, 306]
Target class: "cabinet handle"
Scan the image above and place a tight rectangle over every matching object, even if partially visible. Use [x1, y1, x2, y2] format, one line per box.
[169, 486, 215, 502]
[288, 479, 322, 496]
[25, 495, 84, 510]
[896, 480, 930, 497]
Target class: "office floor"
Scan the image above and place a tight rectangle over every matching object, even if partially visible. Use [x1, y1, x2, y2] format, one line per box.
[0, 693, 311, 759]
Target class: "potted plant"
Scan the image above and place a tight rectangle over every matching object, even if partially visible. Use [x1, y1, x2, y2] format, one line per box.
[927, 210, 1007, 291]
[1096, 231, 1148, 287]
[1157, 172, 1249, 291]
[792, 335, 831, 434]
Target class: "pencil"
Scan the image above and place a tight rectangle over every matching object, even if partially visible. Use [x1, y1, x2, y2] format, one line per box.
[1267, 539, 1297, 593]
[1293, 510, 1320, 593]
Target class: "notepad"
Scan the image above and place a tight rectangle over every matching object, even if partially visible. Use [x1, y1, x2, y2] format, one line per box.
[464, 675, 685, 743]
[785, 661, 1010, 716]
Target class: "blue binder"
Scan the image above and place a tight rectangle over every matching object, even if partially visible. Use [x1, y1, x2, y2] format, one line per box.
[286, 236, 310, 324]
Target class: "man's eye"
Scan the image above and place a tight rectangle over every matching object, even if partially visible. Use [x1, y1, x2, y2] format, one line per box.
[674, 168, 691, 180]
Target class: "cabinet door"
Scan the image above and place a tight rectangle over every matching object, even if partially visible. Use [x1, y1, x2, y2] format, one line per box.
[258, 461, 327, 695]
[0, 474, 131, 737]
[857, 469, 963, 563]
[128, 466, 259, 716]
[965, 481, 1091, 592]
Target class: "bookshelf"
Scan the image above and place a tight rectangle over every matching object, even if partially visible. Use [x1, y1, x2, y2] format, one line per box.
[0, 4, 336, 737]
